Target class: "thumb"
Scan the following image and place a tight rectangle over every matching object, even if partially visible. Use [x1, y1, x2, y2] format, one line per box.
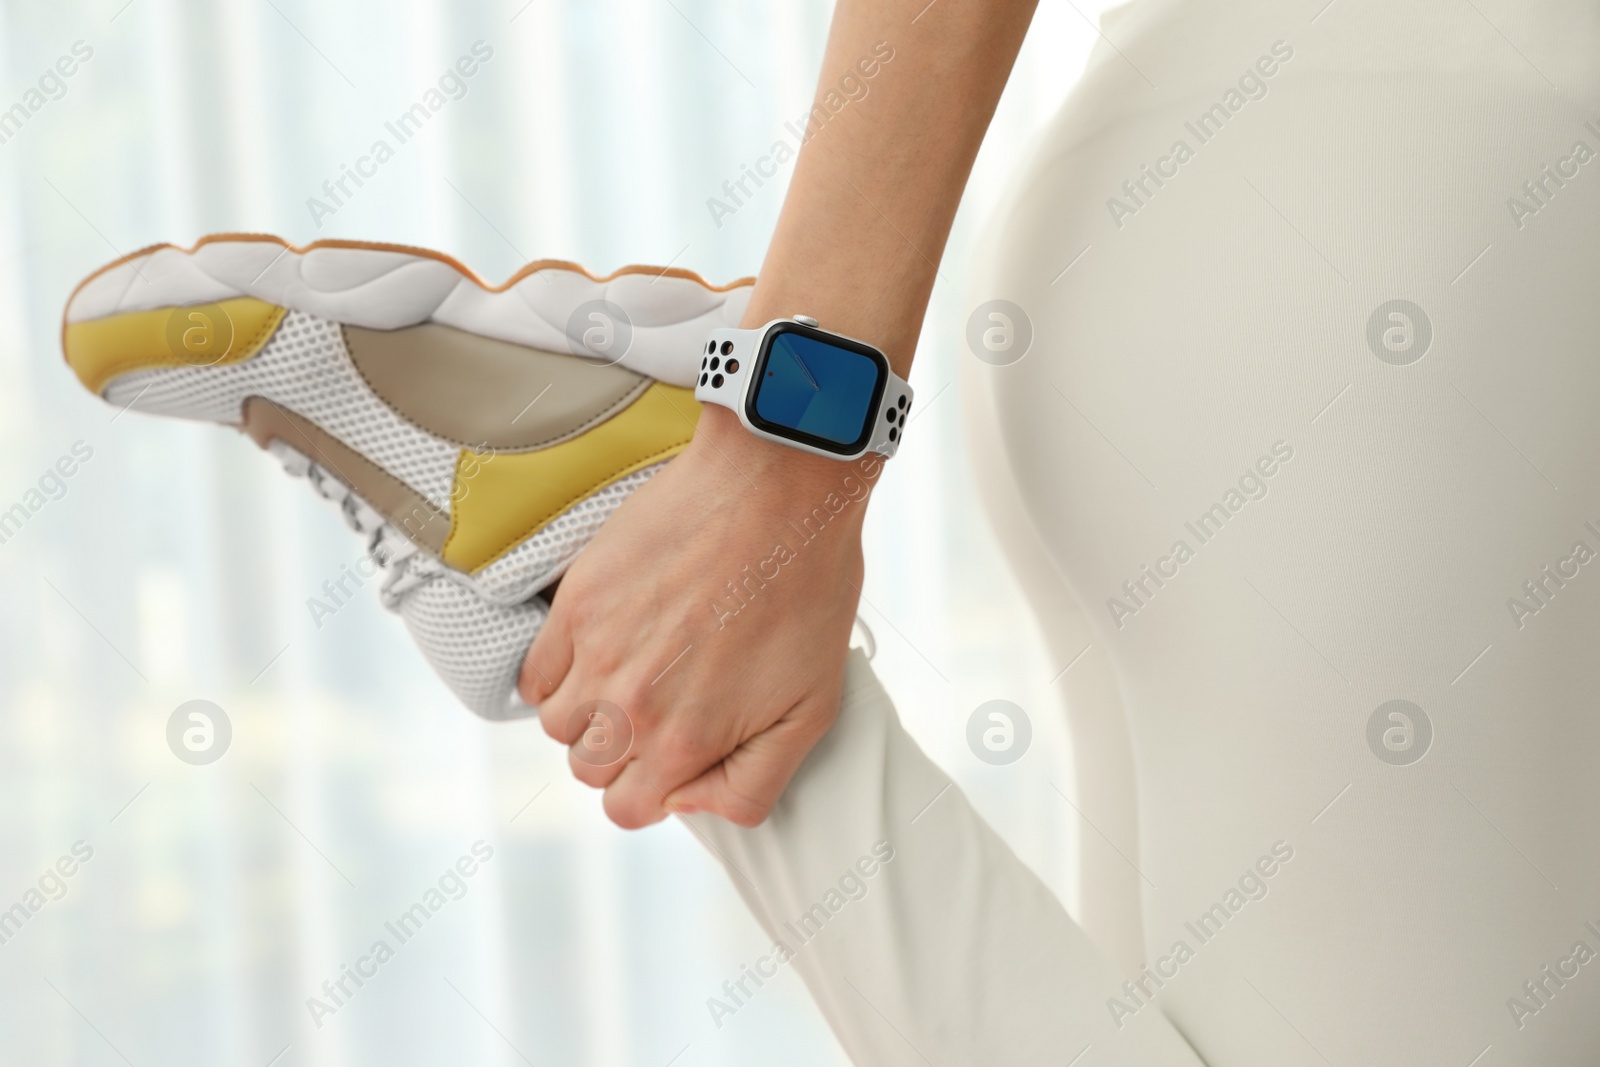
[667, 710, 825, 828]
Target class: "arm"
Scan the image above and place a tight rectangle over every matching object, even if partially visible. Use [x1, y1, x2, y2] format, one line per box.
[521, 0, 1039, 828]
[738, 0, 1038, 380]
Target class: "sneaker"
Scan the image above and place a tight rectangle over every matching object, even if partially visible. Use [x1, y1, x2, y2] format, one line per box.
[63, 234, 751, 718]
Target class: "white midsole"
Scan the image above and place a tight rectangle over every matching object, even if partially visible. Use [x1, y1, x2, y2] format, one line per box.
[67, 239, 753, 388]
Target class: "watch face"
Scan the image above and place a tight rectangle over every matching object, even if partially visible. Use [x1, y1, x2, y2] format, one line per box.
[746, 323, 886, 456]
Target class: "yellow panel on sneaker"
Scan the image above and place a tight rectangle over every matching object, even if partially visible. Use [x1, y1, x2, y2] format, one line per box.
[61, 235, 754, 718]
[63, 298, 287, 394]
[443, 383, 700, 573]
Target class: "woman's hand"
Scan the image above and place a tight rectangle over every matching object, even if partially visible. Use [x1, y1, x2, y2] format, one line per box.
[520, 405, 878, 828]
[522, 0, 1036, 827]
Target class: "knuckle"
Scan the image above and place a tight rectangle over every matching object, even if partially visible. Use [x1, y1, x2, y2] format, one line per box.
[567, 751, 613, 789]
[519, 672, 549, 708]
[727, 800, 771, 828]
[652, 724, 707, 768]
[607, 698, 656, 743]
[719, 789, 772, 828]
[602, 791, 652, 831]
[566, 700, 634, 766]
[576, 650, 613, 683]
[538, 699, 572, 742]
[554, 585, 590, 627]
[612, 680, 654, 719]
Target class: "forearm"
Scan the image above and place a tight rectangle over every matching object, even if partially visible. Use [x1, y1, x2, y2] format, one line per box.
[530, 4, 1041, 832]
[741, 0, 1039, 375]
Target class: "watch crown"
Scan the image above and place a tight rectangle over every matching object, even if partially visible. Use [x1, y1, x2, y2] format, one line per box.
[792, 314, 820, 327]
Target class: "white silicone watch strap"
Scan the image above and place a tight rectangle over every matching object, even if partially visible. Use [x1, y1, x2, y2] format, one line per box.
[693, 318, 913, 461]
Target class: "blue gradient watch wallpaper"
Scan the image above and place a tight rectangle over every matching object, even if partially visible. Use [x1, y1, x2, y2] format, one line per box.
[751, 331, 881, 449]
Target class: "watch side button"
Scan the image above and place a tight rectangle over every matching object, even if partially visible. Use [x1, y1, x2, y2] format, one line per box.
[793, 314, 819, 327]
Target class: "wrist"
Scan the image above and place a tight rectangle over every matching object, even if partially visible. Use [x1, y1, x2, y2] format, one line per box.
[739, 295, 916, 379]
[690, 405, 882, 503]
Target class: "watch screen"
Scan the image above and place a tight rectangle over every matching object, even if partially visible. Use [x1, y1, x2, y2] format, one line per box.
[751, 330, 881, 449]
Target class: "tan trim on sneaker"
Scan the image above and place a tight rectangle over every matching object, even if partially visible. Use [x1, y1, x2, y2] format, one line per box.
[443, 383, 701, 573]
[63, 298, 286, 394]
[241, 396, 451, 553]
[341, 323, 653, 452]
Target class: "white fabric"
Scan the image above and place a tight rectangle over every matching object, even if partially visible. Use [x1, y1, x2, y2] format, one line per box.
[66, 240, 752, 386]
[703, 3, 1600, 1066]
[689, 651, 1207, 1066]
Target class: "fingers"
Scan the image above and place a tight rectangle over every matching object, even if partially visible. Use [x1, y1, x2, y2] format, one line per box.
[663, 707, 832, 827]
[537, 678, 582, 748]
[519, 596, 574, 710]
[566, 699, 638, 790]
[527, 583, 842, 831]
[527, 616, 589, 747]
[599, 759, 675, 830]
[591, 715, 732, 826]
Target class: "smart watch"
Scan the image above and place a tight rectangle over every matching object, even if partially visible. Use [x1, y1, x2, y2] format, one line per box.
[694, 315, 914, 460]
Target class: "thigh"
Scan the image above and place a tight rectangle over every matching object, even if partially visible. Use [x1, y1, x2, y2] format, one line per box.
[973, 2, 1600, 1063]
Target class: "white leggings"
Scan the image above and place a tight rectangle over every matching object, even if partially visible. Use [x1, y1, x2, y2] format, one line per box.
[697, 1, 1600, 1064]
[689, 651, 1207, 1066]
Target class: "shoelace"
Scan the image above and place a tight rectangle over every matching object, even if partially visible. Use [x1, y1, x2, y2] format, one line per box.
[269, 440, 559, 612]
[267, 441, 435, 609]
[271, 440, 884, 646]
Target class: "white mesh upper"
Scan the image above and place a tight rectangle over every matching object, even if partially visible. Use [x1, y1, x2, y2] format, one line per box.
[97, 304, 678, 719]
[472, 463, 660, 601]
[261, 438, 560, 720]
[397, 577, 548, 720]
[103, 310, 462, 512]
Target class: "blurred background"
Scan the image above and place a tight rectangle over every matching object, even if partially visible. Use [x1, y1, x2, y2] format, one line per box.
[0, 1, 1113, 1063]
